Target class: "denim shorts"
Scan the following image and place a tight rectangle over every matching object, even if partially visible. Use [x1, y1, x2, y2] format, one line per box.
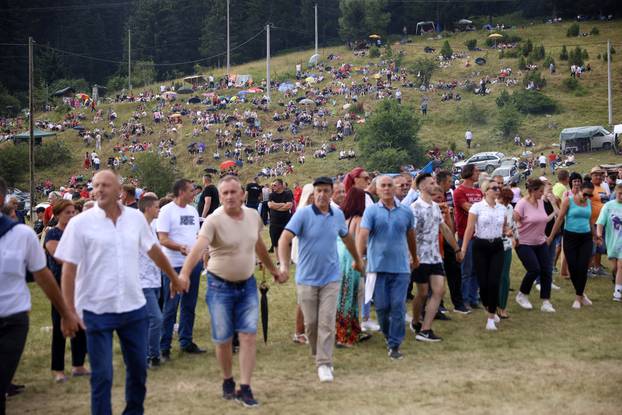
[205, 272, 258, 343]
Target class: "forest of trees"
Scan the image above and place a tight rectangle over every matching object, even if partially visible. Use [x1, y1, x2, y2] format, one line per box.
[0, 0, 619, 113]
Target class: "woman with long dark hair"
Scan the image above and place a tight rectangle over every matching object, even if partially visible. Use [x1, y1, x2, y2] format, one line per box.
[44, 200, 88, 382]
[548, 181, 594, 309]
[336, 187, 367, 347]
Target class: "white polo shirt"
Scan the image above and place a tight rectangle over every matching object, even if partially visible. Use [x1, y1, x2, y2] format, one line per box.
[0, 219, 47, 317]
[156, 201, 199, 268]
[55, 203, 157, 317]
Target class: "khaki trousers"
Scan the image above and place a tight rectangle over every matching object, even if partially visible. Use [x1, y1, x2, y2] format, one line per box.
[296, 282, 339, 367]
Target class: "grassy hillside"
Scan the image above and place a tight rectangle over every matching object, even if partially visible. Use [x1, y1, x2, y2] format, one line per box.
[10, 19, 622, 192]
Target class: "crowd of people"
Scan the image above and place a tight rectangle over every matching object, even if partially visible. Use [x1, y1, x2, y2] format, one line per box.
[2, 158, 621, 412]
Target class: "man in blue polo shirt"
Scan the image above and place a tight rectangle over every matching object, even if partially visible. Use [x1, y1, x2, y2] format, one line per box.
[357, 175, 419, 360]
[278, 176, 364, 383]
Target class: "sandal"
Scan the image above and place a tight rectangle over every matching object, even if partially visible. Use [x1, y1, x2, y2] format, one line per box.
[292, 333, 308, 344]
[358, 332, 372, 342]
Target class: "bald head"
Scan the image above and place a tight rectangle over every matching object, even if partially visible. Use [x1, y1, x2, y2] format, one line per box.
[92, 170, 121, 208]
[376, 175, 395, 204]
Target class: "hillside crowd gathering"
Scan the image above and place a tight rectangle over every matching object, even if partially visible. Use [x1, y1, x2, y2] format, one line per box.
[1, 157, 622, 413]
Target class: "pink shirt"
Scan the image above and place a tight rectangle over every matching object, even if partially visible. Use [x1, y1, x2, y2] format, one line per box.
[515, 198, 548, 245]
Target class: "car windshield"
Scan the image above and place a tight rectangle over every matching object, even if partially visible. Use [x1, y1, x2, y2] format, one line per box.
[494, 168, 510, 176]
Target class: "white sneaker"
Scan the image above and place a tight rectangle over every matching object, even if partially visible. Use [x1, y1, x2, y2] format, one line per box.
[572, 300, 581, 309]
[493, 314, 500, 323]
[515, 292, 533, 310]
[581, 295, 592, 306]
[404, 312, 412, 323]
[613, 291, 622, 302]
[541, 301, 556, 313]
[551, 282, 561, 290]
[318, 365, 333, 383]
[535, 283, 541, 292]
[486, 319, 497, 331]
[361, 320, 381, 332]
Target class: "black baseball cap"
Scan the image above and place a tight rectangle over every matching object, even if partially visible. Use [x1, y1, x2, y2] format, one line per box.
[313, 176, 334, 186]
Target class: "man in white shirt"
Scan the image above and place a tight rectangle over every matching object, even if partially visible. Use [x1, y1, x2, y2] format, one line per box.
[157, 179, 206, 358]
[465, 129, 473, 149]
[0, 177, 80, 414]
[55, 170, 183, 414]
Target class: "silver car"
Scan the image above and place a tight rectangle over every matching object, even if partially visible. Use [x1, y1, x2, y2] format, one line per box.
[454, 151, 505, 174]
[491, 166, 521, 185]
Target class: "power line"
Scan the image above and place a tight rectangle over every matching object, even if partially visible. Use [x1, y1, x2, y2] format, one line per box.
[0, 2, 137, 13]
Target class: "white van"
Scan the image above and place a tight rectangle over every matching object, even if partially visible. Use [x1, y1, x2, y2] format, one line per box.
[559, 126, 615, 153]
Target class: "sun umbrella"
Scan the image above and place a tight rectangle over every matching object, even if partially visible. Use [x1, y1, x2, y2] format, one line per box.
[259, 265, 269, 344]
[219, 160, 236, 170]
[230, 96, 238, 102]
[373, 73, 381, 79]
[369, 34, 381, 39]
[488, 33, 503, 39]
[305, 76, 316, 84]
[308, 53, 320, 66]
[299, 98, 315, 105]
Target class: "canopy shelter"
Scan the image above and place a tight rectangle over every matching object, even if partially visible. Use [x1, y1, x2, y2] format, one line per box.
[228, 74, 253, 87]
[308, 53, 320, 67]
[184, 75, 206, 87]
[415, 21, 436, 35]
[13, 129, 57, 145]
[51, 86, 75, 97]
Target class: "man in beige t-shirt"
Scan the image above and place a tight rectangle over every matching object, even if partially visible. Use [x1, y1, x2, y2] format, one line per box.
[178, 175, 285, 407]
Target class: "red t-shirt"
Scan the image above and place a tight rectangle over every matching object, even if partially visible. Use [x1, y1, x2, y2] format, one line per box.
[548, 153, 556, 163]
[43, 205, 53, 224]
[453, 184, 483, 239]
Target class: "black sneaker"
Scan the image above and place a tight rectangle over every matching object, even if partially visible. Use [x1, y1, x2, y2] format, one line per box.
[409, 321, 422, 334]
[160, 350, 171, 362]
[7, 383, 25, 397]
[181, 342, 206, 354]
[388, 347, 404, 360]
[434, 311, 451, 321]
[416, 329, 443, 342]
[453, 305, 472, 315]
[148, 357, 161, 369]
[236, 387, 259, 407]
[469, 302, 481, 310]
[222, 378, 236, 401]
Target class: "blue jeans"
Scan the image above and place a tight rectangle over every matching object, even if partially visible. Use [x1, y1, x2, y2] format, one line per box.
[142, 288, 162, 360]
[83, 306, 148, 415]
[205, 273, 258, 343]
[160, 262, 202, 352]
[458, 239, 479, 305]
[374, 272, 410, 349]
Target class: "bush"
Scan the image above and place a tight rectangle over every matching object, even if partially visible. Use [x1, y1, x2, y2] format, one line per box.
[496, 104, 522, 137]
[409, 58, 437, 87]
[503, 49, 520, 59]
[568, 46, 584, 67]
[384, 43, 393, 58]
[559, 45, 568, 60]
[461, 102, 487, 125]
[543, 54, 556, 68]
[485, 34, 521, 47]
[351, 102, 365, 115]
[496, 89, 511, 107]
[518, 56, 527, 70]
[134, 152, 177, 198]
[521, 39, 533, 57]
[0, 89, 21, 117]
[35, 141, 73, 169]
[465, 39, 477, 51]
[582, 49, 589, 59]
[522, 71, 547, 89]
[106, 75, 127, 93]
[567, 22, 580, 37]
[369, 46, 380, 58]
[590, 26, 599, 35]
[0, 143, 28, 186]
[440, 40, 453, 59]
[54, 104, 72, 115]
[531, 44, 545, 61]
[511, 90, 558, 114]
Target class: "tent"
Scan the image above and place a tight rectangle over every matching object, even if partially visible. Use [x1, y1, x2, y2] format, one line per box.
[415, 21, 436, 35]
[309, 53, 320, 66]
[13, 129, 57, 145]
[184, 75, 206, 86]
[162, 91, 177, 100]
[230, 74, 252, 87]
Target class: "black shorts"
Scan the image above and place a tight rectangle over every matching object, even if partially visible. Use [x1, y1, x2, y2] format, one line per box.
[411, 263, 445, 284]
[539, 163, 546, 168]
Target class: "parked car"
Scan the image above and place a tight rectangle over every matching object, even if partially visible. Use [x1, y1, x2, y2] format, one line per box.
[491, 165, 521, 185]
[454, 151, 505, 174]
[559, 126, 615, 154]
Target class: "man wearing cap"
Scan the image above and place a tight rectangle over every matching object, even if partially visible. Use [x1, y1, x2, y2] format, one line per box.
[590, 167, 611, 276]
[278, 176, 364, 383]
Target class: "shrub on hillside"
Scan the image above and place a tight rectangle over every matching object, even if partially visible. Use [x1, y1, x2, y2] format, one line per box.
[0, 88, 21, 117]
[485, 34, 521, 47]
[518, 56, 527, 70]
[567, 23, 580, 37]
[590, 27, 600, 35]
[522, 71, 546, 89]
[465, 39, 477, 51]
[440, 40, 453, 59]
[35, 141, 73, 169]
[511, 90, 558, 114]
[134, 152, 177, 198]
[0, 144, 28, 186]
[461, 102, 487, 125]
[496, 104, 522, 137]
[409, 58, 437, 87]
[531, 44, 545, 61]
[559, 45, 568, 60]
[562, 77, 583, 92]
[521, 39, 533, 57]
[369, 46, 380, 58]
[543, 54, 556, 69]
[54, 104, 72, 115]
[106, 75, 127, 93]
[496, 89, 511, 107]
[582, 49, 589, 59]
[384, 43, 393, 58]
[503, 49, 520, 59]
[568, 46, 584, 67]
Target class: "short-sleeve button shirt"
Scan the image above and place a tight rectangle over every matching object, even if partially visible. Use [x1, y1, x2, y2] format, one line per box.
[55, 203, 157, 317]
[469, 200, 506, 239]
[411, 198, 443, 264]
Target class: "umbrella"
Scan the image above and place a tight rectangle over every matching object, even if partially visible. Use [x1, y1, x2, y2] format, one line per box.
[299, 98, 315, 105]
[475, 57, 486, 65]
[305, 76, 316, 84]
[488, 33, 503, 39]
[188, 96, 201, 104]
[230, 96, 238, 102]
[308, 53, 320, 66]
[259, 265, 269, 344]
[177, 86, 194, 94]
[219, 160, 236, 170]
[369, 34, 381, 39]
[458, 19, 473, 24]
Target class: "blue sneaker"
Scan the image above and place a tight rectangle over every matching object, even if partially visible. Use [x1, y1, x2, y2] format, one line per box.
[222, 378, 236, 401]
[236, 387, 259, 407]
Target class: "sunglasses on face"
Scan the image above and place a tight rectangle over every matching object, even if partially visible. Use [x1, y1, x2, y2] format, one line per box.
[583, 193, 593, 198]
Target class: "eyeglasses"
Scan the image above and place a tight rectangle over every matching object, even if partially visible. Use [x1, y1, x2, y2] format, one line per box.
[359, 175, 371, 181]
[583, 193, 593, 198]
[489, 186, 501, 191]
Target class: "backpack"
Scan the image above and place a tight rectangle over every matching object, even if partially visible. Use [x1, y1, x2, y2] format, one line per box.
[0, 215, 35, 283]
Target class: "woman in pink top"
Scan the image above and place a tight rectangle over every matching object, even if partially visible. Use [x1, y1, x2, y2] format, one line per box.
[513, 178, 557, 312]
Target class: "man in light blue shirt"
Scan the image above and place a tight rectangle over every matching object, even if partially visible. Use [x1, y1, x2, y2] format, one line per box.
[279, 177, 363, 383]
[357, 175, 419, 360]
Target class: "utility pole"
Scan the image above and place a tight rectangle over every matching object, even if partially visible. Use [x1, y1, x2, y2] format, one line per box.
[226, 0, 230, 77]
[128, 28, 132, 93]
[314, 3, 318, 57]
[266, 24, 271, 106]
[607, 39, 612, 126]
[28, 36, 35, 221]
